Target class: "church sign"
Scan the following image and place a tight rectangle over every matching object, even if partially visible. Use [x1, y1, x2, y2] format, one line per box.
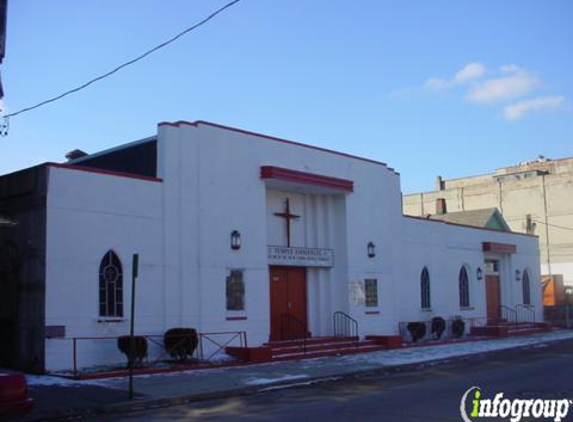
[268, 246, 334, 268]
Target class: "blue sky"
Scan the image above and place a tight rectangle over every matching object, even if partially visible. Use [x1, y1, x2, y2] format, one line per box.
[2, 0, 572, 192]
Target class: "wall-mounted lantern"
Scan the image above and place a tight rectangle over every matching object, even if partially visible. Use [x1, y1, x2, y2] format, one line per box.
[367, 242, 376, 258]
[476, 267, 483, 281]
[231, 230, 241, 250]
[515, 269, 521, 282]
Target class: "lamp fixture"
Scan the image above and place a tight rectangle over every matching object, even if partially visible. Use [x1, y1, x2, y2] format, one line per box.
[367, 242, 376, 258]
[515, 269, 521, 282]
[476, 267, 483, 281]
[231, 230, 241, 250]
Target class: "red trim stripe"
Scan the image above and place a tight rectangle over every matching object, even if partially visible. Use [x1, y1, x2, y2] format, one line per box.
[47, 163, 163, 183]
[404, 215, 538, 238]
[261, 166, 353, 192]
[158, 120, 399, 175]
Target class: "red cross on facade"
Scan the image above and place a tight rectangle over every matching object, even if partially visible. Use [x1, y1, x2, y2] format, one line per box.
[274, 198, 300, 247]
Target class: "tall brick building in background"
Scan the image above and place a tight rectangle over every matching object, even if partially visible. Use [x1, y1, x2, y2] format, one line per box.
[403, 156, 573, 287]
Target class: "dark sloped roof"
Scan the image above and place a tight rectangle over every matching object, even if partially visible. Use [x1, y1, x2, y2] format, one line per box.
[429, 208, 510, 231]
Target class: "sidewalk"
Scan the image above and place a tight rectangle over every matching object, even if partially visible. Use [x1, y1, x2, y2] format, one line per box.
[14, 330, 573, 422]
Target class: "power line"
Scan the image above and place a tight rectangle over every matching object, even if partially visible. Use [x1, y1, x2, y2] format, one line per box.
[532, 219, 573, 232]
[2, 0, 243, 121]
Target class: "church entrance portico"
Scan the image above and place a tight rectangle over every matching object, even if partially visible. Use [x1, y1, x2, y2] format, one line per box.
[482, 242, 518, 323]
[265, 186, 341, 342]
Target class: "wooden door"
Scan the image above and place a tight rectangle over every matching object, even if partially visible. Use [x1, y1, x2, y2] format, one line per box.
[269, 266, 307, 341]
[486, 275, 501, 322]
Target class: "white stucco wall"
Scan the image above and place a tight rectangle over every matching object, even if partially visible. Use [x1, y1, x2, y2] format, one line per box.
[40, 121, 543, 372]
[397, 217, 543, 328]
[45, 166, 164, 371]
[156, 122, 402, 346]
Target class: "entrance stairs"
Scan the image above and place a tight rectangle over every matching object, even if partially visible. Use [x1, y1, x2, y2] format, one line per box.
[471, 321, 552, 338]
[264, 336, 386, 361]
[471, 305, 552, 338]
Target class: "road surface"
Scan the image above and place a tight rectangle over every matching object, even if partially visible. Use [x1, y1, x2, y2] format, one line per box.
[85, 339, 573, 421]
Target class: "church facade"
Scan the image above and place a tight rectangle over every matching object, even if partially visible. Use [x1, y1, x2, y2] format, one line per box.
[0, 121, 542, 372]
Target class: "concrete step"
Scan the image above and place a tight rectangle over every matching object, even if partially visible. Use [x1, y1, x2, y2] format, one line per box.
[271, 344, 386, 362]
[270, 340, 376, 356]
[471, 322, 552, 338]
[264, 336, 358, 348]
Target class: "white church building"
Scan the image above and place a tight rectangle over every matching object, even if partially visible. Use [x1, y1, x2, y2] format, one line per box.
[0, 120, 542, 373]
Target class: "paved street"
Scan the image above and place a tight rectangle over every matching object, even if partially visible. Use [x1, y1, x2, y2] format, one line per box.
[81, 339, 573, 422]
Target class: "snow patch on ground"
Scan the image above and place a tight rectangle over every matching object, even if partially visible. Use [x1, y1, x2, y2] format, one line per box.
[339, 330, 573, 367]
[25, 375, 86, 387]
[244, 374, 309, 386]
[23, 330, 573, 390]
[25, 375, 125, 388]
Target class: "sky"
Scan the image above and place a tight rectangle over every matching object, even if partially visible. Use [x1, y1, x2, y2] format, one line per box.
[2, 0, 572, 193]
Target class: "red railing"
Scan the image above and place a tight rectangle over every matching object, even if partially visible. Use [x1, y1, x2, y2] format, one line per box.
[198, 331, 248, 361]
[67, 330, 247, 377]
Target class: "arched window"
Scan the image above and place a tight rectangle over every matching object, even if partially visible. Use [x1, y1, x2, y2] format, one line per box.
[522, 270, 531, 305]
[459, 266, 470, 308]
[99, 251, 123, 317]
[421, 267, 431, 310]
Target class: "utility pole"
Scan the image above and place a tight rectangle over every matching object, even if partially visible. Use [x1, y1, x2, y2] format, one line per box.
[128, 253, 139, 400]
[0, 0, 7, 99]
[565, 287, 573, 329]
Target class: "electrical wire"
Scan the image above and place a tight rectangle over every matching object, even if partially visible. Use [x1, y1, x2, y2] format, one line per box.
[532, 219, 573, 232]
[2, 0, 243, 120]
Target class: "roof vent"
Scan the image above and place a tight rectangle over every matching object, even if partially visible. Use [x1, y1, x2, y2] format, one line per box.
[65, 149, 88, 161]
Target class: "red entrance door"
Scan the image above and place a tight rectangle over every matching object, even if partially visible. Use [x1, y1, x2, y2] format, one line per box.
[486, 275, 501, 322]
[269, 266, 307, 341]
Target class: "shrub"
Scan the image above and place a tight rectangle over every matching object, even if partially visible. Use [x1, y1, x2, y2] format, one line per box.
[407, 322, 427, 343]
[117, 335, 148, 367]
[431, 317, 446, 340]
[164, 328, 199, 361]
[451, 318, 466, 338]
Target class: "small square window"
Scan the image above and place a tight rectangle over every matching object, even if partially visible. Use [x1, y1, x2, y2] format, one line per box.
[364, 279, 378, 308]
[484, 259, 499, 274]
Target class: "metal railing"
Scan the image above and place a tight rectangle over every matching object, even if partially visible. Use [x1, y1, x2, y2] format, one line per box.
[515, 304, 535, 323]
[280, 313, 308, 352]
[333, 311, 359, 347]
[500, 305, 517, 324]
[64, 330, 247, 377]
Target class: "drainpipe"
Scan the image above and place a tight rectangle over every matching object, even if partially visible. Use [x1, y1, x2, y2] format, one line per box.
[497, 180, 504, 214]
[541, 175, 552, 275]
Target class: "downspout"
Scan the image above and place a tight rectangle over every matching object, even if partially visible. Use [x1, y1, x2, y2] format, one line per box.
[497, 179, 504, 214]
[541, 174, 552, 275]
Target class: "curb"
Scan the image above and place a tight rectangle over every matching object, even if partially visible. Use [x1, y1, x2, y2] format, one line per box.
[15, 335, 572, 422]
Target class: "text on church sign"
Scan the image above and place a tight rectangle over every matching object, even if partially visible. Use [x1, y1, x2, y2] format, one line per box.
[268, 246, 334, 268]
